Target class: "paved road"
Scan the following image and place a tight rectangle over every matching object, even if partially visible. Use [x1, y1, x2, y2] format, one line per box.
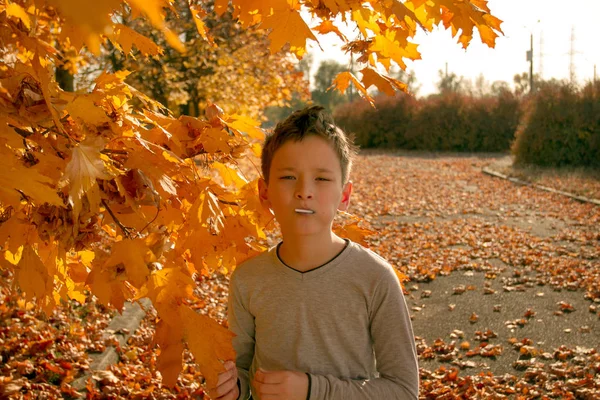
[350, 153, 600, 377]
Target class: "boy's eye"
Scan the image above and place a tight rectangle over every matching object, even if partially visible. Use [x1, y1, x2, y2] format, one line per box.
[316, 177, 331, 181]
[280, 176, 295, 180]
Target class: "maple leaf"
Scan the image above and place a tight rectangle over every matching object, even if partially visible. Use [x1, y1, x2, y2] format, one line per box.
[136, 267, 195, 326]
[333, 220, 374, 246]
[15, 246, 52, 303]
[111, 24, 164, 57]
[66, 93, 111, 125]
[360, 67, 408, 95]
[5, 3, 31, 30]
[226, 114, 265, 140]
[259, 0, 318, 58]
[153, 320, 185, 387]
[0, 147, 63, 208]
[329, 71, 375, 106]
[61, 136, 113, 223]
[189, 5, 215, 46]
[313, 20, 347, 42]
[86, 263, 128, 311]
[103, 239, 153, 289]
[212, 162, 249, 189]
[47, 0, 121, 54]
[180, 306, 236, 389]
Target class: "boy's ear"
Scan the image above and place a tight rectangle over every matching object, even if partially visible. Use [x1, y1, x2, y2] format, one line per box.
[338, 181, 353, 211]
[258, 178, 270, 209]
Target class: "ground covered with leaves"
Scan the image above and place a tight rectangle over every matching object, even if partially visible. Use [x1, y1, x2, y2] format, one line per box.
[1, 153, 599, 399]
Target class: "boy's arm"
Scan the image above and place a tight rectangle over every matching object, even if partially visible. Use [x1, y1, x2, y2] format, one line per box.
[227, 271, 255, 400]
[307, 267, 419, 399]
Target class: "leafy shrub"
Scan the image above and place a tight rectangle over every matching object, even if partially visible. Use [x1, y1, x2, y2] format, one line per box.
[335, 91, 520, 152]
[512, 81, 600, 167]
[334, 94, 417, 148]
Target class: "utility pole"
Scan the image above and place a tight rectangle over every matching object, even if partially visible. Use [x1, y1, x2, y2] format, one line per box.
[528, 33, 534, 93]
[569, 26, 576, 84]
[594, 64, 597, 83]
[538, 32, 544, 79]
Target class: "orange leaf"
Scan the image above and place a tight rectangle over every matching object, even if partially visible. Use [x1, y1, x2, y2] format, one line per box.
[329, 71, 375, 106]
[260, 1, 318, 58]
[61, 136, 113, 223]
[15, 247, 52, 303]
[180, 306, 236, 388]
[104, 239, 153, 289]
[313, 20, 347, 42]
[360, 67, 408, 96]
[111, 24, 164, 56]
[153, 320, 185, 387]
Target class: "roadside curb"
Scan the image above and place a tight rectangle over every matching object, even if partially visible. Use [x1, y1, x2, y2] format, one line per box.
[71, 298, 153, 395]
[482, 167, 600, 206]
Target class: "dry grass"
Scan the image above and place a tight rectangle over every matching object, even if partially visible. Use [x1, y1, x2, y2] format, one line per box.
[494, 160, 600, 201]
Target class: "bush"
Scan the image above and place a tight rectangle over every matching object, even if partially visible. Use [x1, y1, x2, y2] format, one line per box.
[335, 91, 520, 152]
[512, 81, 600, 168]
[334, 93, 417, 148]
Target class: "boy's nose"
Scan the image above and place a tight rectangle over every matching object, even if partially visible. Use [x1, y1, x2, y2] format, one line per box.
[295, 182, 313, 199]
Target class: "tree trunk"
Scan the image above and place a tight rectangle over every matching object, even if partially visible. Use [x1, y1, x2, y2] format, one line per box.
[55, 66, 74, 92]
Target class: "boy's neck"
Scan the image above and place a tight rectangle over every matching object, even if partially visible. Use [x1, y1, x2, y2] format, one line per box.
[278, 233, 347, 273]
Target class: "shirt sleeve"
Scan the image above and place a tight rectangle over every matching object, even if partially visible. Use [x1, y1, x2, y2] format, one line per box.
[308, 267, 419, 399]
[227, 270, 255, 400]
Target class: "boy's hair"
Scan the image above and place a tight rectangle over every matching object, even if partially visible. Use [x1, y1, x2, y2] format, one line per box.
[261, 106, 358, 184]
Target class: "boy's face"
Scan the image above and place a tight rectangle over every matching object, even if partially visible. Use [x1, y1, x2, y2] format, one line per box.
[259, 135, 352, 239]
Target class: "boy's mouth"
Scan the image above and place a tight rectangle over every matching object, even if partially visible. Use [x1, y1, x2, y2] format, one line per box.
[295, 208, 315, 214]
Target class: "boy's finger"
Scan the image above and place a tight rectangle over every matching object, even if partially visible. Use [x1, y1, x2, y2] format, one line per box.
[224, 360, 236, 371]
[215, 368, 233, 387]
[213, 374, 237, 398]
[254, 369, 282, 384]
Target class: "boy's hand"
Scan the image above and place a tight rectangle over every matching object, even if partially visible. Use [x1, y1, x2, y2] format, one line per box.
[252, 368, 308, 400]
[206, 361, 239, 400]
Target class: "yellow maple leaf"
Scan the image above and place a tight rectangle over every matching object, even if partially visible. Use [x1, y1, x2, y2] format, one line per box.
[226, 114, 265, 140]
[259, 0, 318, 57]
[212, 162, 248, 189]
[104, 239, 153, 289]
[5, 3, 31, 30]
[369, 30, 421, 70]
[153, 320, 185, 387]
[111, 24, 164, 57]
[329, 71, 375, 106]
[360, 67, 408, 96]
[127, 0, 185, 52]
[15, 246, 52, 303]
[136, 267, 195, 326]
[189, 6, 215, 46]
[313, 20, 347, 42]
[66, 94, 111, 125]
[333, 221, 374, 246]
[0, 147, 63, 208]
[180, 306, 236, 388]
[86, 265, 128, 310]
[61, 136, 113, 223]
[47, 0, 121, 54]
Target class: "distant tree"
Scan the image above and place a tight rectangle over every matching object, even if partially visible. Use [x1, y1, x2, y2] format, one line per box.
[311, 59, 349, 112]
[436, 69, 465, 94]
[491, 80, 511, 96]
[473, 73, 490, 97]
[390, 67, 420, 96]
[513, 72, 542, 97]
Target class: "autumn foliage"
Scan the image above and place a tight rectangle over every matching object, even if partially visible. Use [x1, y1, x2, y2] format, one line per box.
[0, 0, 502, 389]
[513, 80, 600, 168]
[335, 90, 521, 152]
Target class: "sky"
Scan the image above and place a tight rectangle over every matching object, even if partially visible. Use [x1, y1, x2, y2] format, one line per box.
[304, 0, 600, 97]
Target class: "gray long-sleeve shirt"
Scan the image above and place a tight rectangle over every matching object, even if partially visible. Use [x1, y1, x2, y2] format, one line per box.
[228, 240, 419, 399]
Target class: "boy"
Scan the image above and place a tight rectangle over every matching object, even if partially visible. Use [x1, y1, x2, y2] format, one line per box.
[208, 106, 419, 400]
